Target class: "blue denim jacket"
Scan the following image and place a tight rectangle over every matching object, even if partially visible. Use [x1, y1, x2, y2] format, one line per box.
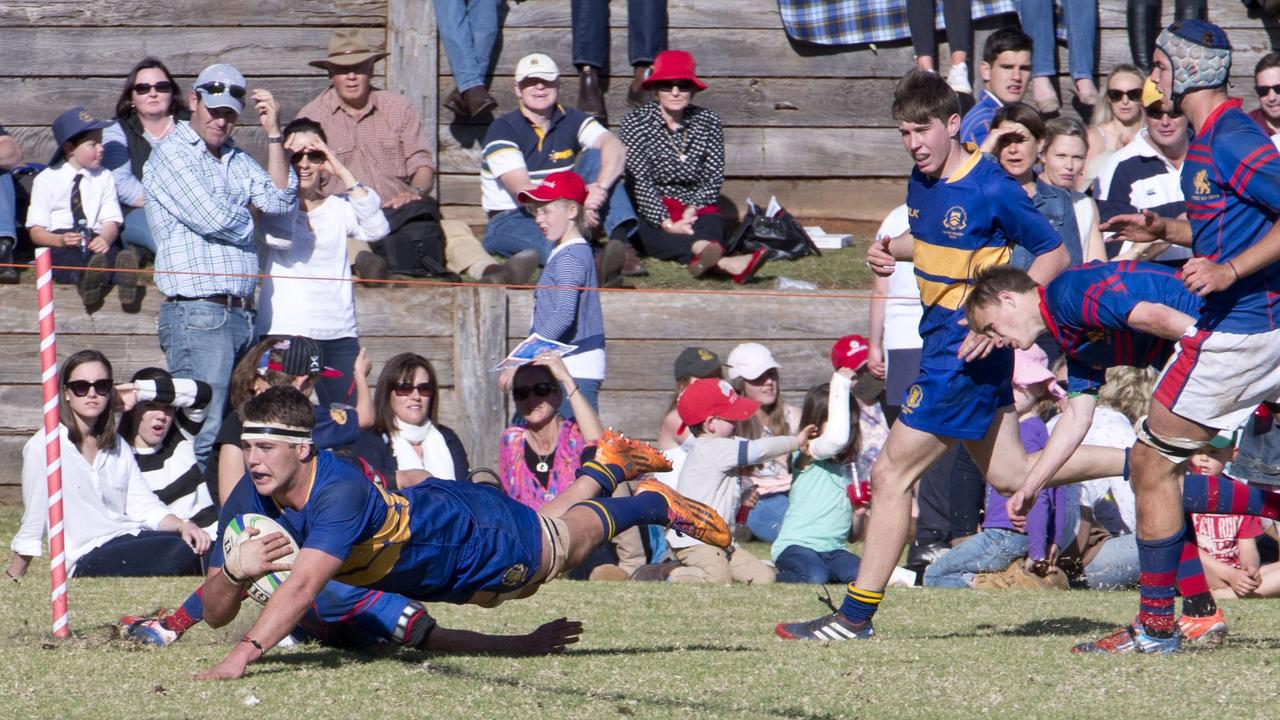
[1011, 180, 1082, 271]
[1228, 408, 1280, 486]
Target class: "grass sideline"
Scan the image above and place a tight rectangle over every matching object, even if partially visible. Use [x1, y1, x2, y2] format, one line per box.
[1, 507, 1271, 719]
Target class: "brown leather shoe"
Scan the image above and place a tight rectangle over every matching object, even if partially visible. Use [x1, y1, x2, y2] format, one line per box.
[443, 88, 466, 117]
[577, 66, 608, 122]
[353, 250, 390, 287]
[461, 86, 498, 116]
[479, 249, 539, 285]
[628, 65, 650, 107]
[596, 238, 626, 288]
[622, 242, 648, 277]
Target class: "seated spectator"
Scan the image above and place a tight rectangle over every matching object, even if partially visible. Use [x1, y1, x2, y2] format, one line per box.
[570, 0, 669, 122]
[1040, 118, 1107, 263]
[102, 57, 187, 273]
[959, 28, 1033, 147]
[771, 366, 866, 585]
[981, 102, 1083, 269]
[656, 346, 723, 450]
[499, 171, 606, 415]
[1187, 436, 1276, 600]
[727, 342, 801, 543]
[257, 118, 389, 407]
[0, 121, 21, 283]
[372, 352, 469, 489]
[27, 107, 126, 310]
[1017, 0, 1097, 113]
[924, 347, 1068, 588]
[7, 350, 209, 579]
[499, 352, 603, 510]
[479, 53, 634, 285]
[1249, 52, 1280, 142]
[906, 0, 973, 94]
[120, 369, 217, 534]
[1085, 65, 1145, 189]
[299, 30, 535, 285]
[435, 0, 499, 118]
[1094, 97, 1190, 265]
[667, 378, 813, 585]
[617, 50, 767, 283]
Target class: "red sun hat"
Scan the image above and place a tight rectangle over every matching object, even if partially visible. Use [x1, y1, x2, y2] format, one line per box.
[676, 378, 759, 433]
[516, 170, 588, 205]
[641, 50, 708, 91]
[831, 334, 871, 373]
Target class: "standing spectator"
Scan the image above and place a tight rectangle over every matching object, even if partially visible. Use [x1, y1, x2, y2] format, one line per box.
[571, 0, 668, 121]
[26, 107, 125, 310]
[959, 28, 1033, 146]
[102, 57, 188, 279]
[618, 50, 767, 282]
[867, 205, 922, 425]
[1085, 65, 1146, 189]
[1249, 52, 1280, 141]
[480, 53, 634, 285]
[1093, 99, 1190, 265]
[906, 0, 975, 94]
[256, 118, 388, 407]
[436, 0, 500, 118]
[300, 30, 533, 284]
[372, 352, 469, 489]
[1016, 0, 1098, 113]
[144, 63, 296, 464]
[0, 121, 21, 283]
[1040, 118, 1107, 262]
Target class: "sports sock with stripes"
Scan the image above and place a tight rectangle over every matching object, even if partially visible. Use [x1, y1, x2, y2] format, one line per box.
[1175, 517, 1217, 618]
[161, 586, 205, 634]
[1183, 473, 1280, 518]
[578, 461, 625, 496]
[1137, 527, 1184, 637]
[573, 493, 669, 540]
[837, 585, 883, 625]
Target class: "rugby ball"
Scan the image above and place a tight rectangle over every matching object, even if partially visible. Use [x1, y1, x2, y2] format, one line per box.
[222, 513, 300, 605]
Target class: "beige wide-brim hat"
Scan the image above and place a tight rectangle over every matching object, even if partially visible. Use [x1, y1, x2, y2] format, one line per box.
[310, 28, 389, 69]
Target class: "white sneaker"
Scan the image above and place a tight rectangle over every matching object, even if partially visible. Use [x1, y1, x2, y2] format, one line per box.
[947, 63, 973, 95]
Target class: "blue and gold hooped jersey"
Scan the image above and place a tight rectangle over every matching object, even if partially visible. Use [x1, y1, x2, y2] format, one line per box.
[213, 451, 545, 604]
[907, 149, 1063, 344]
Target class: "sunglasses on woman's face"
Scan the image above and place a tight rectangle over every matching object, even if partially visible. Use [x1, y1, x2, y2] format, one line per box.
[513, 382, 557, 401]
[392, 382, 434, 397]
[290, 150, 327, 164]
[656, 81, 697, 94]
[133, 81, 174, 95]
[1107, 88, 1142, 103]
[66, 379, 113, 397]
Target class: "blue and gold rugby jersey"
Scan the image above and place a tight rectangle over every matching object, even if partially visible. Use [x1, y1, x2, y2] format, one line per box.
[212, 451, 544, 604]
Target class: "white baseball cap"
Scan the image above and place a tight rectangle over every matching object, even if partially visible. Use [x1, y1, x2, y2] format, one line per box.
[515, 53, 561, 83]
[726, 343, 781, 381]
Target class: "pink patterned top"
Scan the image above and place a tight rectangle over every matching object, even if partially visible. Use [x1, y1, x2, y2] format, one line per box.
[499, 420, 595, 511]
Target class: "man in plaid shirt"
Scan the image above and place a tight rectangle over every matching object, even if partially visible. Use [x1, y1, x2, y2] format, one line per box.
[144, 63, 296, 467]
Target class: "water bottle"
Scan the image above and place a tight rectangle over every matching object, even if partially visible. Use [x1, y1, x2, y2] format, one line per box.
[775, 276, 817, 291]
[75, 219, 92, 260]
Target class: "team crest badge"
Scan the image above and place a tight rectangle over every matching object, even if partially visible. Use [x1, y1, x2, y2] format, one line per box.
[942, 206, 967, 238]
[1086, 329, 1109, 344]
[501, 563, 529, 588]
[329, 406, 348, 425]
[1193, 169, 1211, 196]
[903, 384, 924, 413]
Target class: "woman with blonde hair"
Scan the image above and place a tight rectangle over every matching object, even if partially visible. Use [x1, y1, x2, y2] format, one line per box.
[1084, 64, 1146, 189]
[726, 343, 800, 542]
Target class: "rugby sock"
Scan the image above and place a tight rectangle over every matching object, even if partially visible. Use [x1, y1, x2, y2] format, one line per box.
[1182, 474, 1280, 518]
[574, 493, 669, 540]
[1176, 518, 1217, 618]
[578, 461, 625, 495]
[1136, 527, 1184, 637]
[837, 585, 883, 626]
[161, 586, 205, 634]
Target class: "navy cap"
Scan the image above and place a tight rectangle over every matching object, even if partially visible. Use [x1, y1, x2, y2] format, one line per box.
[1169, 19, 1231, 49]
[49, 106, 110, 165]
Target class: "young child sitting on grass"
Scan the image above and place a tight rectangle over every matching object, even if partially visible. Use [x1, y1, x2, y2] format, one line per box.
[666, 378, 814, 585]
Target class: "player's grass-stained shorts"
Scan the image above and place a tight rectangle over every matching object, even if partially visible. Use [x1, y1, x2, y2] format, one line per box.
[898, 338, 1013, 441]
[1154, 325, 1280, 432]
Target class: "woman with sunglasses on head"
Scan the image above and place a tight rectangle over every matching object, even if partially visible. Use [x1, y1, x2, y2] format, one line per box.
[1084, 65, 1146, 191]
[500, 351, 603, 511]
[373, 352, 468, 489]
[102, 58, 188, 280]
[617, 50, 767, 283]
[7, 350, 210, 581]
[257, 118, 389, 408]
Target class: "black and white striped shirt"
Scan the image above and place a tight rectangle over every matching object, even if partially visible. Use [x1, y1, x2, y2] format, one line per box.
[129, 378, 217, 531]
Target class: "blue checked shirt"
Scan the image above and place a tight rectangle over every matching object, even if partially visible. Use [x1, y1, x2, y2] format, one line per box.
[779, 0, 1019, 46]
[143, 121, 297, 298]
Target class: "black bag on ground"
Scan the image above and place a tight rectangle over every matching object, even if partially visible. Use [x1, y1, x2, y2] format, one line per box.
[724, 198, 820, 261]
[376, 198, 450, 277]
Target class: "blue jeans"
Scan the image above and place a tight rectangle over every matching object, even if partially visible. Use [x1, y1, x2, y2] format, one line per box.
[572, 0, 668, 68]
[312, 336, 362, 408]
[482, 149, 638, 263]
[434, 0, 500, 92]
[158, 300, 255, 466]
[557, 376, 601, 421]
[746, 491, 789, 543]
[74, 531, 203, 577]
[1228, 408, 1280, 486]
[0, 172, 16, 240]
[774, 545, 862, 584]
[923, 527, 1029, 588]
[120, 206, 157, 255]
[1083, 533, 1140, 590]
[1017, 0, 1097, 80]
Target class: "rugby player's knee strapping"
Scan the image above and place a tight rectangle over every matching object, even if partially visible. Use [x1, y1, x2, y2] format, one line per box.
[1136, 416, 1208, 465]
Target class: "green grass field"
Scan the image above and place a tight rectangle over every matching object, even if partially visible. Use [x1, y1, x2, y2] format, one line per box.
[1, 509, 1271, 719]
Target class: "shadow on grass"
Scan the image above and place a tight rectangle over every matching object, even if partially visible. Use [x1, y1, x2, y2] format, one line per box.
[921, 616, 1119, 640]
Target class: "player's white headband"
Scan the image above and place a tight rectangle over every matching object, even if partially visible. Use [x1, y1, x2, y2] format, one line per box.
[241, 422, 313, 445]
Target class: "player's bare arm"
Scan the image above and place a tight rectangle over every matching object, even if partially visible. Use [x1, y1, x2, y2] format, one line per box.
[1126, 302, 1197, 340]
[1006, 392, 1098, 524]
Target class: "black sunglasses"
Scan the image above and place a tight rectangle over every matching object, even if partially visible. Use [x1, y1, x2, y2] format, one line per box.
[1107, 88, 1143, 103]
[66, 379, 113, 397]
[1257, 84, 1280, 98]
[133, 81, 174, 95]
[513, 382, 557, 401]
[290, 150, 327, 164]
[655, 81, 697, 93]
[197, 81, 246, 100]
[1147, 107, 1184, 120]
[392, 382, 434, 397]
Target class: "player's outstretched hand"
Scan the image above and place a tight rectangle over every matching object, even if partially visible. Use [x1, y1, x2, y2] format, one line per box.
[956, 330, 998, 362]
[195, 658, 248, 681]
[865, 236, 896, 277]
[516, 617, 583, 654]
[1099, 209, 1165, 244]
[1180, 257, 1238, 297]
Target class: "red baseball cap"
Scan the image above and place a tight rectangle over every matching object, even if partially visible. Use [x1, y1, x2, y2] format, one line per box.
[831, 334, 870, 373]
[676, 378, 760, 433]
[517, 170, 588, 205]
